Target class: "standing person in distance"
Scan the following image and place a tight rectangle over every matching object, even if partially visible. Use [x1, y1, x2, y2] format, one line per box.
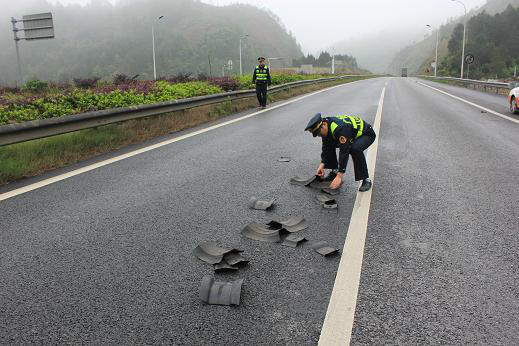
[252, 57, 272, 109]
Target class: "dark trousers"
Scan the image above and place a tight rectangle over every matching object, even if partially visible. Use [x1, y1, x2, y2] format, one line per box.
[323, 127, 376, 181]
[256, 82, 268, 106]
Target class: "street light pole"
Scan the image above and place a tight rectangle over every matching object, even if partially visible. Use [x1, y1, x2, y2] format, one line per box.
[239, 34, 248, 75]
[11, 17, 23, 86]
[152, 15, 164, 80]
[451, 0, 467, 79]
[426, 24, 440, 78]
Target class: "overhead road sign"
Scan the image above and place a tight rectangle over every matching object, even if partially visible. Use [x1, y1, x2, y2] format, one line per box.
[22, 13, 55, 40]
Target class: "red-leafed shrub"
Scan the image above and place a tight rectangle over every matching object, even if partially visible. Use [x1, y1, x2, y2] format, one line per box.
[73, 77, 101, 89]
[208, 77, 240, 91]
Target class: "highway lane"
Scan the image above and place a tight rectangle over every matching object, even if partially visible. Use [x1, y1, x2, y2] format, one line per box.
[350, 78, 519, 344]
[0, 77, 385, 344]
[1, 76, 518, 345]
[416, 78, 516, 118]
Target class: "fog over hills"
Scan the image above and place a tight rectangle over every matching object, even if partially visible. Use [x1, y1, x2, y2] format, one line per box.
[0, 0, 303, 84]
[328, 0, 519, 75]
[386, 0, 519, 76]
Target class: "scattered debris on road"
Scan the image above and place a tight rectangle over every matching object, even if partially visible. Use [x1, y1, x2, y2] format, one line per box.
[316, 194, 338, 209]
[199, 276, 244, 306]
[223, 252, 249, 266]
[312, 241, 340, 256]
[214, 261, 239, 272]
[289, 175, 319, 186]
[282, 234, 307, 248]
[278, 157, 291, 162]
[241, 222, 282, 242]
[309, 180, 331, 189]
[248, 197, 275, 210]
[267, 215, 308, 233]
[193, 241, 244, 265]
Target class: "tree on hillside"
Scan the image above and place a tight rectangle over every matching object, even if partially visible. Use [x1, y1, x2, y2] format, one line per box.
[440, 5, 519, 79]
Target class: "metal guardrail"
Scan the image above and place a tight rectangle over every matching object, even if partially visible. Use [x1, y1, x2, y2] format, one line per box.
[433, 76, 511, 88]
[419, 75, 515, 89]
[0, 75, 370, 147]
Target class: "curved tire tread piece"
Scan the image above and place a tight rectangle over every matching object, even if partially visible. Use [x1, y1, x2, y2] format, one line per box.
[223, 252, 249, 266]
[241, 222, 281, 243]
[290, 175, 319, 186]
[282, 234, 307, 248]
[193, 241, 243, 265]
[199, 275, 244, 306]
[214, 261, 239, 272]
[268, 215, 308, 233]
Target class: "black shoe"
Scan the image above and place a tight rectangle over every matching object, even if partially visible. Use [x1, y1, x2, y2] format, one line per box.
[359, 179, 372, 192]
[323, 171, 337, 182]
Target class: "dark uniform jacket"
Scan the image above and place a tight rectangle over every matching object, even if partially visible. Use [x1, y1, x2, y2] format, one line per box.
[321, 115, 372, 173]
[252, 65, 271, 85]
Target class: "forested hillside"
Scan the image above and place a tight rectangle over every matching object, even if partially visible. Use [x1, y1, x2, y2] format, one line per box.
[441, 5, 519, 79]
[386, 0, 519, 76]
[0, 0, 303, 85]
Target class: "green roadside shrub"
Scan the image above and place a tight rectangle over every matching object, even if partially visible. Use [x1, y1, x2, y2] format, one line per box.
[22, 79, 48, 93]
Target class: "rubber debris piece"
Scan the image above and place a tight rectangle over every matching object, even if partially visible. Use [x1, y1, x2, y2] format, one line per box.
[248, 197, 275, 210]
[193, 241, 243, 265]
[282, 234, 307, 248]
[312, 241, 340, 256]
[289, 175, 319, 186]
[278, 157, 291, 162]
[223, 252, 249, 266]
[316, 194, 338, 209]
[268, 216, 308, 233]
[241, 222, 281, 243]
[214, 261, 239, 272]
[309, 180, 331, 189]
[199, 275, 244, 306]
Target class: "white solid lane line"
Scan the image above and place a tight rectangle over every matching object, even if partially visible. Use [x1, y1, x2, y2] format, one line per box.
[417, 81, 519, 125]
[0, 79, 372, 202]
[318, 86, 386, 346]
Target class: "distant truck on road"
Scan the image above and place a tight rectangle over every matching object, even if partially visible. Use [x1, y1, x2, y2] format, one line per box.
[401, 68, 408, 77]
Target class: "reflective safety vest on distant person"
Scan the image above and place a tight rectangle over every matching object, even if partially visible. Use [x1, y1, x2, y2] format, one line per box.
[328, 115, 365, 140]
[255, 65, 268, 81]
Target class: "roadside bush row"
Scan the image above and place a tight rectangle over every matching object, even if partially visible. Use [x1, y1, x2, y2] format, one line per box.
[0, 73, 334, 125]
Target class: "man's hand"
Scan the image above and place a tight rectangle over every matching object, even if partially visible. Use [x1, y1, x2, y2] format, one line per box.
[316, 163, 325, 177]
[330, 173, 344, 190]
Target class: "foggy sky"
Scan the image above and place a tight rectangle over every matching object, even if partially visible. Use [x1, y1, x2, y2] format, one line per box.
[44, 0, 488, 53]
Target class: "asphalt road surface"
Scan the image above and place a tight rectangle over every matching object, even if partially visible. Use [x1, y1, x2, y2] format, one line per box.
[1, 77, 518, 345]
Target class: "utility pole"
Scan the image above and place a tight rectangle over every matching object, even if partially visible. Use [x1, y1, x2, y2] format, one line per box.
[332, 55, 335, 74]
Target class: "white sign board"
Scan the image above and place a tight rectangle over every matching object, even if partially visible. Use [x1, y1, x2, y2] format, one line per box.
[22, 12, 54, 40]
